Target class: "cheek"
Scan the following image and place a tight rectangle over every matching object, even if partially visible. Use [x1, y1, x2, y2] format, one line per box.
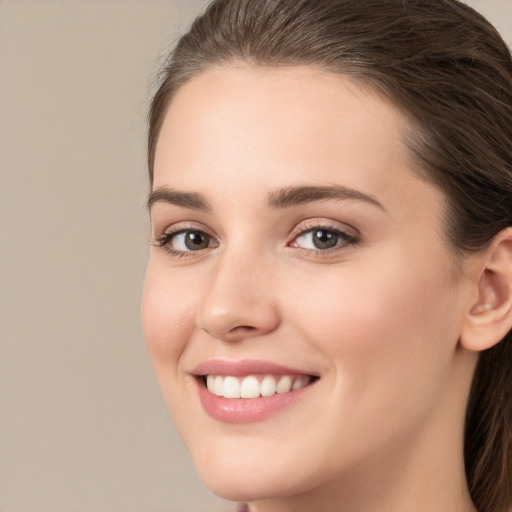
[141, 261, 196, 369]
[288, 246, 461, 418]
[141, 261, 204, 431]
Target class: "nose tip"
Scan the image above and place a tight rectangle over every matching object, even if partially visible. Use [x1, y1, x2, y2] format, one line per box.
[197, 302, 280, 342]
[195, 259, 280, 343]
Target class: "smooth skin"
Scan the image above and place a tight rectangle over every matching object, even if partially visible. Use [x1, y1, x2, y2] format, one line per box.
[143, 66, 512, 512]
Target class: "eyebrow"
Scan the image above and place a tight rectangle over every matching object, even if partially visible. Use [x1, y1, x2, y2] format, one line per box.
[147, 186, 212, 212]
[147, 184, 386, 213]
[267, 185, 386, 212]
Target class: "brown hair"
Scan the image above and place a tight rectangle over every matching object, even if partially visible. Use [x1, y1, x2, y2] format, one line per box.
[147, 1, 512, 510]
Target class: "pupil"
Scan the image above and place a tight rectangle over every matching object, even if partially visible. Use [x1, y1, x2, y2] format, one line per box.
[313, 229, 337, 249]
[185, 231, 208, 250]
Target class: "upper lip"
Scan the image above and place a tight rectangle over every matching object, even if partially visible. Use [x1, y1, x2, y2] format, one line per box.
[192, 359, 318, 377]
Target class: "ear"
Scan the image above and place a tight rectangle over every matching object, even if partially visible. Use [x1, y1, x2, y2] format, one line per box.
[460, 227, 512, 352]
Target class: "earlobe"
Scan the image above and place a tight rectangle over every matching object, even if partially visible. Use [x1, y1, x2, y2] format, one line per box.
[460, 228, 512, 352]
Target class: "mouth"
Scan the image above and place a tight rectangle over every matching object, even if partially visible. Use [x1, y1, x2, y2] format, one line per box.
[192, 359, 320, 423]
[191, 359, 320, 424]
[199, 373, 316, 399]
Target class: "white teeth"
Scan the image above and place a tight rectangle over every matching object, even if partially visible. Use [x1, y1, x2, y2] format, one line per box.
[223, 376, 241, 398]
[276, 375, 293, 394]
[292, 376, 310, 390]
[214, 375, 224, 396]
[204, 374, 313, 398]
[240, 375, 260, 398]
[206, 374, 215, 393]
[260, 375, 276, 397]
[292, 376, 304, 390]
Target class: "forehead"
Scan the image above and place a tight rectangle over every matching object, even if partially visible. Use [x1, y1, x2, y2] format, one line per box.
[153, 66, 443, 225]
[155, 66, 407, 181]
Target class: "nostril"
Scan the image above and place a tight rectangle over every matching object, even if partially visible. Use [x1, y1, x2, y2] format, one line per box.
[197, 297, 280, 341]
[222, 325, 258, 341]
[230, 325, 256, 333]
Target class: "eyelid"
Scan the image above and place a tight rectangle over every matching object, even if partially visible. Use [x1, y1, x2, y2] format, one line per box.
[151, 222, 219, 258]
[150, 218, 360, 258]
[288, 218, 360, 254]
[290, 218, 359, 240]
[153, 220, 215, 239]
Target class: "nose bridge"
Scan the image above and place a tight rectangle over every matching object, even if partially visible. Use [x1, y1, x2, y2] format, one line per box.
[196, 243, 279, 341]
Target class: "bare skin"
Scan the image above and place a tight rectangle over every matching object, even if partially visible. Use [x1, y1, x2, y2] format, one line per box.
[140, 65, 507, 512]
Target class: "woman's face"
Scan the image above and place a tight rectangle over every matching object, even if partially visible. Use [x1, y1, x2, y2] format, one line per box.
[142, 66, 476, 505]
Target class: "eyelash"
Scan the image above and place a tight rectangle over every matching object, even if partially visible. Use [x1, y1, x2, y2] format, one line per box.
[151, 228, 218, 259]
[290, 221, 359, 256]
[151, 221, 359, 259]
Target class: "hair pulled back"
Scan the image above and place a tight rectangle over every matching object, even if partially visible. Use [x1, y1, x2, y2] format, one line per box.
[148, 1, 512, 511]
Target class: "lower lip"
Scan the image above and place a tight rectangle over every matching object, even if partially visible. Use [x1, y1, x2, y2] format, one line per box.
[195, 378, 316, 424]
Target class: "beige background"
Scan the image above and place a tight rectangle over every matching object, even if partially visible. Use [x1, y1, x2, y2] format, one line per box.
[0, 1, 510, 511]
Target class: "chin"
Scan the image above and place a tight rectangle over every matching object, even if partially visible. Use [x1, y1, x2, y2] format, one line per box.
[199, 466, 297, 504]
[201, 471, 275, 503]
[190, 441, 311, 503]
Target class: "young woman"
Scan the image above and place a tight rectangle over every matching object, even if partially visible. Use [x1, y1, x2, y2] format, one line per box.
[142, 1, 512, 511]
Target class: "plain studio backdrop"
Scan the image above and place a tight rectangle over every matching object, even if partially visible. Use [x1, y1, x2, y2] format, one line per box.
[0, 1, 510, 511]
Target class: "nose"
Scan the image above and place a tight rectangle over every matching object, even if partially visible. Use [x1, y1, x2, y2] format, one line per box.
[196, 251, 281, 343]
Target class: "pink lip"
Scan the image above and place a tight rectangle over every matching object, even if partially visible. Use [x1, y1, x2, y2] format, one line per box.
[192, 359, 315, 377]
[191, 359, 318, 424]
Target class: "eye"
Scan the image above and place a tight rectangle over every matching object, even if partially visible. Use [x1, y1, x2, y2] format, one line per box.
[152, 228, 218, 256]
[290, 225, 357, 252]
[172, 231, 212, 251]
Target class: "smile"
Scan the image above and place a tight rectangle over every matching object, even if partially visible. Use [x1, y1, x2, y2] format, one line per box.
[192, 360, 319, 423]
[204, 374, 313, 399]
